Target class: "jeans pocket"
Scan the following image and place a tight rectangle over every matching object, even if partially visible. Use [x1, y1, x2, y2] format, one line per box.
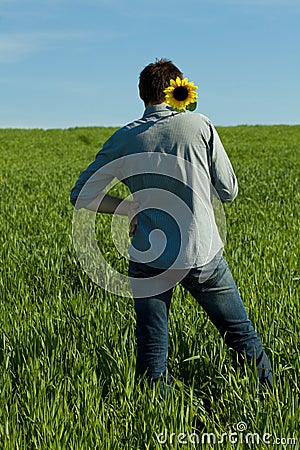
[201, 268, 220, 288]
[186, 265, 220, 290]
[129, 268, 146, 277]
[128, 261, 159, 278]
[128, 263, 144, 277]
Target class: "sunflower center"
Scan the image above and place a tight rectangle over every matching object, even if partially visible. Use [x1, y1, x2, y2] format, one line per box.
[173, 86, 189, 101]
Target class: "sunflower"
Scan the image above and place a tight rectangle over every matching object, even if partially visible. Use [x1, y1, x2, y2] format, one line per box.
[164, 77, 198, 112]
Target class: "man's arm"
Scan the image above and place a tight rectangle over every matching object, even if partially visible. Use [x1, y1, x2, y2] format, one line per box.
[70, 129, 126, 208]
[208, 123, 238, 203]
[84, 193, 139, 237]
[70, 130, 139, 236]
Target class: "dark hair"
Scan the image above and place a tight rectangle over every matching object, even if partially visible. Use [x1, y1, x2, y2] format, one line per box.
[139, 58, 183, 105]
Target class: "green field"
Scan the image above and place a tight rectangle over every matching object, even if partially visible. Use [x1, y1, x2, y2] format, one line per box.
[0, 125, 299, 449]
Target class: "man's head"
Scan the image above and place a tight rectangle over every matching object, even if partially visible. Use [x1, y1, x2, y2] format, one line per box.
[139, 58, 183, 106]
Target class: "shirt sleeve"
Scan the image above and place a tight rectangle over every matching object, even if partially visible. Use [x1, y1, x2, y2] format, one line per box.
[208, 123, 238, 202]
[70, 131, 123, 209]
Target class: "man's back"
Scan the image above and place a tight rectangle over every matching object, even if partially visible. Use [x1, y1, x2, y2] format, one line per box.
[111, 104, 237, 268]
[71, 104, 237, 269]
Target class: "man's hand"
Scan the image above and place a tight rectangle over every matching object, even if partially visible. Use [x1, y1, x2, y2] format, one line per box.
[127, 201, 139, 237]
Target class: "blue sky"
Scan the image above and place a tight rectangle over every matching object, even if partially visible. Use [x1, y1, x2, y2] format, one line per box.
[0, 0, 299, 128]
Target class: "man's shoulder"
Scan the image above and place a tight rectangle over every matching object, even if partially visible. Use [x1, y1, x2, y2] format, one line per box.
[109, 117, 147, 141]
[183, 111, 213, 126]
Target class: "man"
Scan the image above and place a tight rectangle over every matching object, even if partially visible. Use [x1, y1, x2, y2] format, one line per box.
[70, 58, 272, 396]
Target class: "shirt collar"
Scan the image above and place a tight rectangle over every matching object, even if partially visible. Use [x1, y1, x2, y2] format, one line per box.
[142, 103, 174, 118]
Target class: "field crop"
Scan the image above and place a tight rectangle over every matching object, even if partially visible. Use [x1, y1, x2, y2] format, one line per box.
[0, 125, 299, 449]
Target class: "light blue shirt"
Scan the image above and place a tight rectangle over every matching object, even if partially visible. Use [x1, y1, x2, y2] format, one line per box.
[70, 104, 238, 269]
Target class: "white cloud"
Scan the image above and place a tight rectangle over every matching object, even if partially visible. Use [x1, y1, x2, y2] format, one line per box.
[0, 35, 35, 63]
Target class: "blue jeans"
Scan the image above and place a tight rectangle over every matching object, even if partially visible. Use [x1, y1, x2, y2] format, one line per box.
[128, 254, 272, 395]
